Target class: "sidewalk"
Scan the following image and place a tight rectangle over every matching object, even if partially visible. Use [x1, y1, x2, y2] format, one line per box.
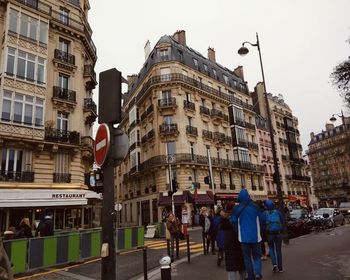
[139, 225, 350, 280]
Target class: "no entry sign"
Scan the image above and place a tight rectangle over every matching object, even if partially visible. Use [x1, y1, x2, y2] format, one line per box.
[94, 123, 111, 167]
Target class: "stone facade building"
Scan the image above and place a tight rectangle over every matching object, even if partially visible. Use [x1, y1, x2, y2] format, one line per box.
[117, 31, 267, 226]
[307, 119, 350, 207]
[0, 0, 99, 233]
[252, 83, 310, 205]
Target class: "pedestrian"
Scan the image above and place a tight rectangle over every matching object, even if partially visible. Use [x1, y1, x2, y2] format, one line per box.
[15, 218, 33, 239]
[199, 207, 211, 254]
[263, 199, 284, 273]
[36, 213, 54, 237]
[256, 201, 268, 260]
[207, 208, 215, 254]
[0, 236, 13, 280]
[222, 202, 245, 280]
[166, 213, 181, 262]
[209, 205, 225, 265]
[229, 189, 263, 280]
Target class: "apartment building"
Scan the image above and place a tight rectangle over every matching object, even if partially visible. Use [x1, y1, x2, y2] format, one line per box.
[117, 31, 266, 226]
[0, 0, 99, 233]
[307, 119, 350, 207]
[252, 83, 311, 205]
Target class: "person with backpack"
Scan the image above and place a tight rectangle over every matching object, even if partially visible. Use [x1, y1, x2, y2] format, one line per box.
[264, 199, 284, 273]
[208, 205, 225, 265]
[229, 189, 264, 280]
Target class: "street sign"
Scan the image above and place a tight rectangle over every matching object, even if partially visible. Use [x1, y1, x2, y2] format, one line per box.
[94, 123, 110, 167]
[115, 203, 122, 211]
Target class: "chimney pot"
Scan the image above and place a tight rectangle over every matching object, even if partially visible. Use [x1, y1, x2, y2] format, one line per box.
[208, 47, 216, 63]
[173, 30, 186, 46]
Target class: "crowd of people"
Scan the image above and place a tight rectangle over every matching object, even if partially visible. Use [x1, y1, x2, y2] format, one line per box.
[165, 188, 286, 280]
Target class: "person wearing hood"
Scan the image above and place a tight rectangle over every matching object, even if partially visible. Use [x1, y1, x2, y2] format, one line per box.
[36, 213, 54, 237]
[229, 189, 264, 280]
[263, 199, 284, 273]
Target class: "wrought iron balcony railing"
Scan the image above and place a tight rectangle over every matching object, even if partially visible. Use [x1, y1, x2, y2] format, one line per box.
[199, 106, 210, 116]
[54, 49, 75, 65]
[0, 171, 34, 182]
[159, 123, 178, 135]
[45, 128, 80, 144]
[186, 125, 198, 136]
[202, 130, 213, 140]
[53, 86, 76, 102]
[53, 173, 71, 183]
[184, 100, 195, 111]
[83, 98, 97, 113]
[158, 98, 176, 108]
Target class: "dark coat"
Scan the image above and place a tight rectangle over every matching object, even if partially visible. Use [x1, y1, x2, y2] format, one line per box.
[36, 218, 54, 237]
[15, 223, 33, 239]
[221, 212, 245, 272]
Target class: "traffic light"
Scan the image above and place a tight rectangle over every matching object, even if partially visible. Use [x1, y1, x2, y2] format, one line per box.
[95, 169, 104, 193]
[204, 176, 210, 185]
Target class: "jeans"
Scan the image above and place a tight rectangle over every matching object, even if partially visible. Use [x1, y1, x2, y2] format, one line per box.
[267, 233, 283, 271]
[170, 234, 179, 259]
[241, 243, 262, 280]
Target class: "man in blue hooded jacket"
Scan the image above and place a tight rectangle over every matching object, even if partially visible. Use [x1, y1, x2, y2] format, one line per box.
[229, 189, 264, 280]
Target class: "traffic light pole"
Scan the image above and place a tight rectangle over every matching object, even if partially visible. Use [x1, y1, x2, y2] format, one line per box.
[166, 142, 175, 214]
[101, 159, 116, 280]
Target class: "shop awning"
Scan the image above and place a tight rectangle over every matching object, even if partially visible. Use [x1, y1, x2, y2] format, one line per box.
[214, 192, 238, 201]
[193, 190, 214, 205]
[0, 189, 102, 207]
[158, 190, 192, 206]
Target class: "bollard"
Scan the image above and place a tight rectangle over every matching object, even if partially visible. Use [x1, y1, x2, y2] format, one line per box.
[175, 237, 179, 259]
[186, 234, 190, 263]
[143, 247, 148, 280]
[160, 255, 171, 280]
[166, 239, 170, 257]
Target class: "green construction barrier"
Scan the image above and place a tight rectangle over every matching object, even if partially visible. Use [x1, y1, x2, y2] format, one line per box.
[3, 238, 28, 274]
[116, 226, 144, 251]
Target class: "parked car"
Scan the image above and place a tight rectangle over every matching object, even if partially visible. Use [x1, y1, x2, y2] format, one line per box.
[313, 208, 345, 228]
[338, 202, 350, 217]
[286, 208, 310, 238]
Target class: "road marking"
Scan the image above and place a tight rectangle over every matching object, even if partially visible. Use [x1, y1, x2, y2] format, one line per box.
[56, 271, 96, 280]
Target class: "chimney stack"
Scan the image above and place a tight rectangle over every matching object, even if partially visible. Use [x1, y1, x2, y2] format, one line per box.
[144, 40, 151, 60]
[208, 47, 216, 63]
[233, 66, 244, 80]
[127, 74, 137, 85]
[325, 123, 334, 131]
[173, 30, 186, 46]
[310, 132, 314, 139]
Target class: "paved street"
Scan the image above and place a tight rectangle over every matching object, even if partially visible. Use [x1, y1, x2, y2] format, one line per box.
[17, 225, 350, 280]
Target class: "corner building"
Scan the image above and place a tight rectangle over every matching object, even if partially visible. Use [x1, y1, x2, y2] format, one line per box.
[0, 0, 99, 232]
[117, 31, 266, 226]
[307, 120, 350, 207]
[253, 83, 311, 205]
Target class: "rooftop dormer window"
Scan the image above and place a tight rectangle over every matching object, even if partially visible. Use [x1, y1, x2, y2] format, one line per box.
[193, 58, 199, 70]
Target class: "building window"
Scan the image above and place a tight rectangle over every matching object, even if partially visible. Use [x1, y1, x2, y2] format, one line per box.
[192, 168, 197, 182]
[54, 153, 70, 176]
[233, 106, 245, 123]
[220, 172, 224, 184]
[217, 148, 220, 159]
[213, 69, 217, 79]
[0, 148, 32, 178]
[166, 141, 176, 156]
[58, 73, 69, 89]
[159, 49, 169, 61]
[223, 75, 229, 85]
[6, 47, 46, 84]
[163, 115, 173, 125]
[235, 127, 246, 142]
[193, 58, 198, 69]
[178, 50, 183, 62]
[57, 111, 68, 131]
[59, 38, 70, 53]
[188, 116, 192, 126]
[203, 64, 208, 73]
[60, 8, 69, 25]
[1, 90, 43, 126]
[240, 174, 246, 188]
[190, 142, 195, 160]
[9, 9, 48, 44]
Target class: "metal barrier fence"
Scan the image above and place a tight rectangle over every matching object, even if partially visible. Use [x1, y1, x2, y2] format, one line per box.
[3, 226, 144, 275]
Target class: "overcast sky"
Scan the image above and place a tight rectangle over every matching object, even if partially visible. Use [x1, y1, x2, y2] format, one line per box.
[89, 0, 350, 152]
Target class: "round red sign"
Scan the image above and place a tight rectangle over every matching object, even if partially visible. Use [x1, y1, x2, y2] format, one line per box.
[94, 123, 110, 167]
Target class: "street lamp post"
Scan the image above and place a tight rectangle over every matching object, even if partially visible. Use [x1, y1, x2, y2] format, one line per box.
[238, 33, 284, 212]
[330, 110, 346, 130]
